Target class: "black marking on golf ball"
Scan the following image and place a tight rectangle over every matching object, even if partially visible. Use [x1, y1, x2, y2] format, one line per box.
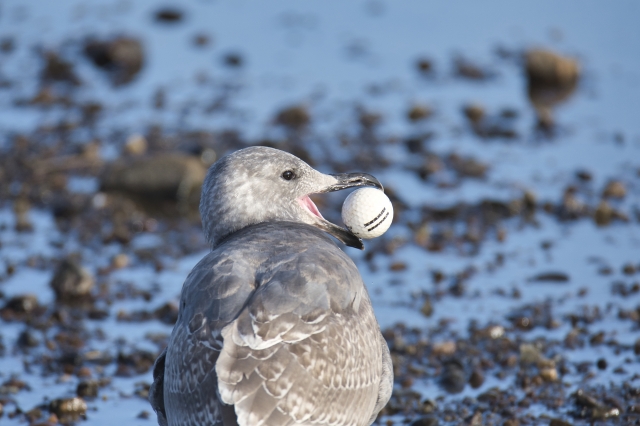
[367, 211, 389, 232]
[364, 207, 387, 227]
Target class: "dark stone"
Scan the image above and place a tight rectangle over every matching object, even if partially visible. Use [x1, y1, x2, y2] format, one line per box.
[410, 415, 439, 426]
[41, 52, 80, 85]
[223, 52, 243, 67]
[84, 37, 144, 86]
[420, 298, 433, 317]
[416, 58, 433, 75]
[528, 272, 570, 283]
[440, 359, 466, 394]
[274, 105, 310, 129]
[50, 258, 94, 301]
[155, 302, 179, 325]
[16, 329, 39, 348]
[469, 369, 484, 389]
[549, 419, 573, 426]
[77, 380, 99, 398]
[2, 295, 39, 315]
[116, 350, 157, 376]
[154, 8, 183, 23]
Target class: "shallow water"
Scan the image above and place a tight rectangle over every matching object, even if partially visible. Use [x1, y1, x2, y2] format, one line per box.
[1, 1, 639, 425]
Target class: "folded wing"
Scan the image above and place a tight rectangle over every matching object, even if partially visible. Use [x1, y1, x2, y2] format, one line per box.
[216, 249, 387, 426]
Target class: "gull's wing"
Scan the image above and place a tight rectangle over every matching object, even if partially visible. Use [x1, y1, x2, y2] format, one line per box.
[216, 247, 391, 426]
[158, 251, 257, 426]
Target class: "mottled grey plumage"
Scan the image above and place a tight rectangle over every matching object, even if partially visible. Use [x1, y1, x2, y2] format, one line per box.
[150, 147, 392, 426]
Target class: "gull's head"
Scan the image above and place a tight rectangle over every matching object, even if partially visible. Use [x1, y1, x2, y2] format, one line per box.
[200, 146, 382, 249]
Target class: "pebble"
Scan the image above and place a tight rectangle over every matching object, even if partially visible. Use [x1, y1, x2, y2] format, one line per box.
[589, 331, 605, 345]
[528, 272, 569, 283]
[0, 377, 30, 393]
[602, 180, 626, 199]
[274, 105, 310, 129]
[389, 262, 407, 272]
[549, 419, 573, 426]
[520, 344, 544, 365]
[440, 359, 466, 394]
[416, 58, 433, 75]
[111, 253, 130, 269]
[410, 415, 439, 426]
[594, 201, 613, 226]
[25, 407, 42, 423]
[125, 134, 148, 156]
[193, 33, 211, 48]
[622, 263, 636, 275]
[49, 397, 87, 421]
[407, 104, 432, 122]
[462, 103, 485, 124]
[16, 329, 39, 348]
[468, 369, 484, 388]
[420, 298, 433, 317]
[454, 56, 492, 80]
[432, 341, 456, 356]
[13, 198, 33, 232]
[540, 367, 558, 382]
[49, 259, 94, 300]
[154, 7, 183, 23]
[223, 52, 243, 67]
[1, 294, 39, 316]
[83, 37, 144, 86]
[41, 51, 80, 85]
[77, 380, 99, 398]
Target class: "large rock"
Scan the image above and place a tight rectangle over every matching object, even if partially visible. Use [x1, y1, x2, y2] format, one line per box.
[524, 49, 580, 129]
[100, 153, 206, 204]
[525, 49, 580, 88]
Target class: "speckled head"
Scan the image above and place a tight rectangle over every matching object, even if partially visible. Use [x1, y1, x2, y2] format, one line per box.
[199, 146, 382, 249]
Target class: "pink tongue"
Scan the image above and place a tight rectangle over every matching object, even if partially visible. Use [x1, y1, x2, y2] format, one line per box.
[300, 196, 324, 219]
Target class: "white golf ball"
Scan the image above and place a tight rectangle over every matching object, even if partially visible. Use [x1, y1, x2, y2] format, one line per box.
[341, 188, 394, 239]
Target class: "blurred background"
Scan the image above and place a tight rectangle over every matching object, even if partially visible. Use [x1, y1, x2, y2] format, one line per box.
[0, 1, 639, 425]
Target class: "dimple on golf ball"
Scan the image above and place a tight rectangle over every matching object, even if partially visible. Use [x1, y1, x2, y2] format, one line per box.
[342, 188, 394, 239]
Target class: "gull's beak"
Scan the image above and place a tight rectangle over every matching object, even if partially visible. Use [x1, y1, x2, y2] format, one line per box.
[301, 172, 383, 250]
[323, 173, 383, 193]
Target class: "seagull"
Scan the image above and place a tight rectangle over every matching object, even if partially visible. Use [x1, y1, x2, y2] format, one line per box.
[150, 146, 393, 426]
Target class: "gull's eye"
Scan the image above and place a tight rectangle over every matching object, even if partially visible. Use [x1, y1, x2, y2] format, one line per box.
[281, 170, 295, 181]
